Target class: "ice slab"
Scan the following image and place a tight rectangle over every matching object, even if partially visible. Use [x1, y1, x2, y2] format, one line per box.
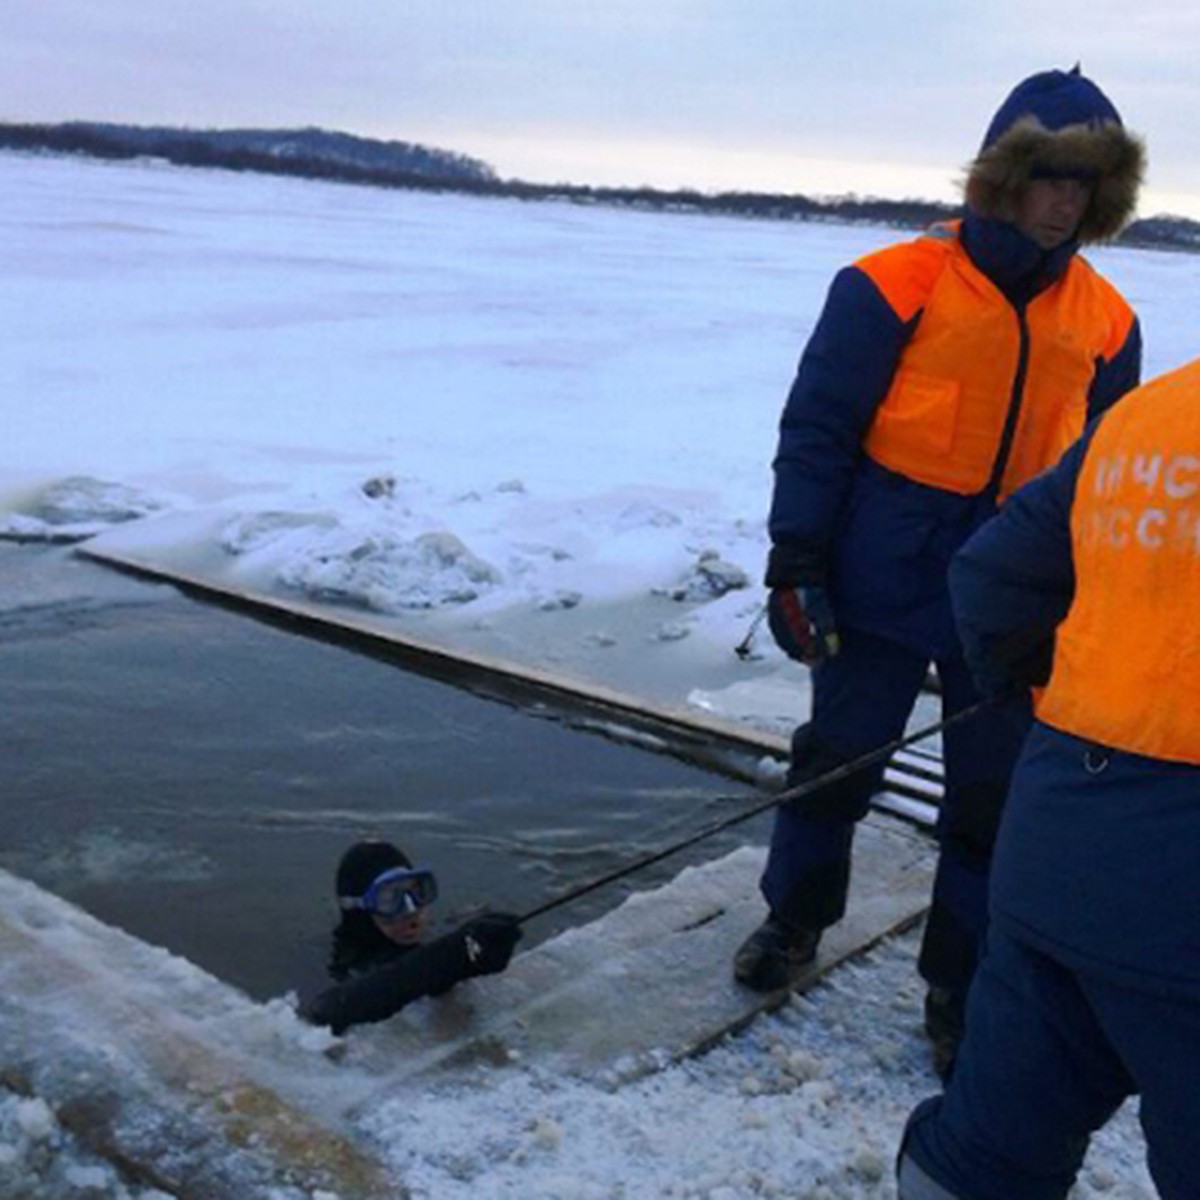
[0, 869, 400, 1199]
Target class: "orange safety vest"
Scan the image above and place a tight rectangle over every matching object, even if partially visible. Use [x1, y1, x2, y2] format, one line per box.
[1038, 357, 1200, 764]
[856, 223, 1135, 502]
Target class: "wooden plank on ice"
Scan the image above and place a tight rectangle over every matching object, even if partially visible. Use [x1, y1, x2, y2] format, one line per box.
[79, 541, 946, 823]
[337, 811, 935, 1103]
[79, 541, 797, 768]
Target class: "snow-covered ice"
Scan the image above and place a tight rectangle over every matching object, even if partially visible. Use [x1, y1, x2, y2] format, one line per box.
[358, 929, 1152, 1200]
[3, 148, 1190, 1195]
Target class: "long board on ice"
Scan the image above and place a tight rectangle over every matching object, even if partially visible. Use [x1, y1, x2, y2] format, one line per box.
[78, 540, 943, 820]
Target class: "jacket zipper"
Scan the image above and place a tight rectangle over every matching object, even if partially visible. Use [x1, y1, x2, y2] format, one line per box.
[986, 304, 1031, 499]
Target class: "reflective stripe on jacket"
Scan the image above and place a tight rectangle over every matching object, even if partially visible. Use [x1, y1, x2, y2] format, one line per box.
[858, 223, 1136, 502]
[1038, 357, 1200, 764]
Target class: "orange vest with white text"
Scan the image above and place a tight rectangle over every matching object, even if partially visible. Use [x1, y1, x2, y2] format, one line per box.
[1038, 357, 1200, 764]
[857, 224, 1135, 502]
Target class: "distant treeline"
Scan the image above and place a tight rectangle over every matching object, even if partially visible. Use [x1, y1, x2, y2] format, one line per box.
[0, 121, 496, 186]
[3, 120, 1198, 252]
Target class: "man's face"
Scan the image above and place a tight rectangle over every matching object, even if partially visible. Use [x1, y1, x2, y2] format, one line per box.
[1015, 177, 1093, 249]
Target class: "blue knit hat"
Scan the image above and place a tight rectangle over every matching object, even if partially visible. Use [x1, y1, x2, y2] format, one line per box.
[981, 66, 1123, 150]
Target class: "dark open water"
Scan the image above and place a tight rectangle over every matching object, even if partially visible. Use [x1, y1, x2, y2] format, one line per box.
[0, 544, 771, 1000]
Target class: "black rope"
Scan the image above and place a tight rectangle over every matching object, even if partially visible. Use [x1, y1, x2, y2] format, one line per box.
[515, 694, 998, 925]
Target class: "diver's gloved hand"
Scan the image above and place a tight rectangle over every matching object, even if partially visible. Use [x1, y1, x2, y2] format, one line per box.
[297, 992, 333, 1028]
[457, 912, 523, 977]
[764, 543, 839, 665]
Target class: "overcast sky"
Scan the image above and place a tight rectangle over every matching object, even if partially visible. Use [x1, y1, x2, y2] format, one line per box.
[5, 1, 1200, 217]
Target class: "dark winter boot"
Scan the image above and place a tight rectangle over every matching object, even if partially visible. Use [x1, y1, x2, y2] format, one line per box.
[924, 986, 965, 1081]
[732, 915, 820, 992]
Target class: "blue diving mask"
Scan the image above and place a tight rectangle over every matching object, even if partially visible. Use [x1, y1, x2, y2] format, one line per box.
[340, 865, 439, 918]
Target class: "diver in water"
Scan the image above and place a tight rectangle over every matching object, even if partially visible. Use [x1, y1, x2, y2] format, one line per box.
[300, 838, 522, 1035]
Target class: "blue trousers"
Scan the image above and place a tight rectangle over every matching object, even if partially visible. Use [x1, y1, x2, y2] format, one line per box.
[902, 923, 1200, 1200]
[760, 628, 1029, 994]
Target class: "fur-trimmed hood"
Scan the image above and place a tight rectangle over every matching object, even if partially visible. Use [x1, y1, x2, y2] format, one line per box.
[965, 68, 1145, 244]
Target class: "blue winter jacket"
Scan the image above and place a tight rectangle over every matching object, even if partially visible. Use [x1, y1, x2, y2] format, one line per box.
[950, 434, 1200, 998]
[768, 215, 1142, 658]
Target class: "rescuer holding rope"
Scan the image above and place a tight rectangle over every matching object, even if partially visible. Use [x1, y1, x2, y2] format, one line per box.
[897, 356, 1200, 1200]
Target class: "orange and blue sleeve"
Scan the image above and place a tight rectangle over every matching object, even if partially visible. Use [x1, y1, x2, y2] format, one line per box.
[768, 264, 918, 550]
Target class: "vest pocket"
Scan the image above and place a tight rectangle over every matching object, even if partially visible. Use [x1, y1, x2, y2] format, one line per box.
[870, 370, 961, 460]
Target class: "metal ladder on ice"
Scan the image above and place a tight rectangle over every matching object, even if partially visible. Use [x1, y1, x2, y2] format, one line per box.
[874, 743, 945, 828]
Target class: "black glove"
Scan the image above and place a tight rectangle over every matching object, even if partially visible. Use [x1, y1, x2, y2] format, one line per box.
[986, 629, 1055, 693]
[297, 992, 334, 1028]
[457, 912, 523, 978]
[764, 543, 839, 665]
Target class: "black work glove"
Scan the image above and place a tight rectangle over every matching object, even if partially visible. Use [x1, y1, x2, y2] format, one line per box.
[764, 543, 839, 665]
[457, 912, 523, 978]
[987, 629, 1056, 693]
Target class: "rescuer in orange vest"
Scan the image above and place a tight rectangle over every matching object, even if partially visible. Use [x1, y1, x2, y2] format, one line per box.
[735, 67, 1145, 1076]
[897, 357, 1200, 1200]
